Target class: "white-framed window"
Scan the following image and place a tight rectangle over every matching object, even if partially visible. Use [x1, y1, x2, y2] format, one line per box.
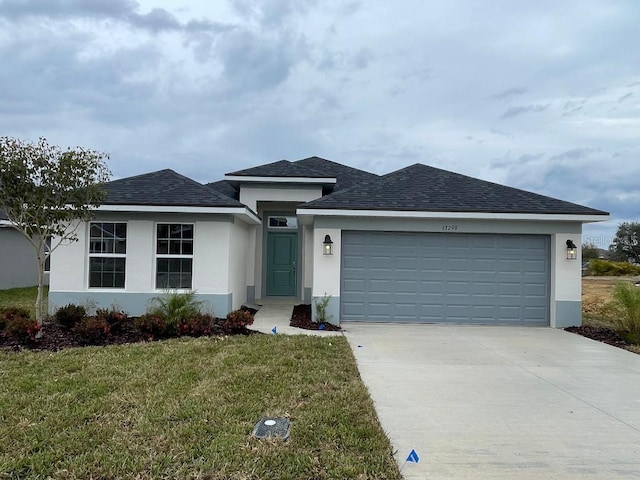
[156, 223, 193, 289]
[268, 216, 298, 229]
[88, 222, 127, 288]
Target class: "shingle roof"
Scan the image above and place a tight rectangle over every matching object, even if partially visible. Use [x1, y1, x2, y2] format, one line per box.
[294, 156, 378, 191]
[226, 159, 331, 178]
[104, 169, 245, 207]
[205, 180, 239, 200]
[301, 163, 608, 215]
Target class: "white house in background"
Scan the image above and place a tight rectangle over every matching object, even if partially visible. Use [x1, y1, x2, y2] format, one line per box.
[0, 209, 49, 289]
[48, 157, 609, 327]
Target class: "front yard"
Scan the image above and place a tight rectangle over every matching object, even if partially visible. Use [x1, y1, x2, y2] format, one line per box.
[0, 335, 401, 479]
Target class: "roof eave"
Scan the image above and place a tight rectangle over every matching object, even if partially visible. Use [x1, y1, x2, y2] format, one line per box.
[97, 204, 262, 224]
[296, 208, 610, 223]
[224, 175, 337, 186]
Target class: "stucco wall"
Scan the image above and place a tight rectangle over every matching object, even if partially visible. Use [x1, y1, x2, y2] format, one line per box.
[0, 227, 41, 289]
[48, 213, 249, 316]
[240, 184, 322, 212]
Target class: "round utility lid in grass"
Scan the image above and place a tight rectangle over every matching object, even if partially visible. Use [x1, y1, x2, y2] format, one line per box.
[252, 417, 290, 441]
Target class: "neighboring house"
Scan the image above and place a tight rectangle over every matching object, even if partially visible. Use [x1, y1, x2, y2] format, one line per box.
[0, 209, 49, 289]
[48, 156, 609, 327]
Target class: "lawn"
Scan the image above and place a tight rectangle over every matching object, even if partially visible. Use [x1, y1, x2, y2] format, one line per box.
[0, 285, 45, 318]
[0, 333, 401, 479]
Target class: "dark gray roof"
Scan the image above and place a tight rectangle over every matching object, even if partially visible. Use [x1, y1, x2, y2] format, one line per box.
[301, 163, 608, 216]
[226, 159, 332, 178]
[205, 179, 239, 200]
[294, 156, 379, 192]
[104, 169, 245, 207]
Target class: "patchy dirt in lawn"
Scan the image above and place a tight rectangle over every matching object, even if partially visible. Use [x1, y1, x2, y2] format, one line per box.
[290, 304, 341, 331]
[0, 319, 258, 353]
[566, 276, 640, 355]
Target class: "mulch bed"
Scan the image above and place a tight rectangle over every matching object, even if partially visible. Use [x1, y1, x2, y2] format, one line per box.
[290, 304, 341, 331]
[565, 325, 634, 350]
[0, 319, 258, 353]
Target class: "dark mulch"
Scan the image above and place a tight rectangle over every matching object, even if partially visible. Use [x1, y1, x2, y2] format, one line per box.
[290, 304, 341, 331]
[0, 318, 258, 353]
[565, 325, 634, 350]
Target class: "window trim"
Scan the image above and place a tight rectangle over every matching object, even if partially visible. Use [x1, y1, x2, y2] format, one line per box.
[87, 221, 128, 289]
[154, 222, 195, 290]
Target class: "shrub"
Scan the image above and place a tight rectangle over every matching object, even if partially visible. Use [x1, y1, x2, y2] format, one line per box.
[0, 306, 32, 332]
[588, 259, 640, 276]
[55, 304, 87, 330]
[148, 291, 203, 331]
[610, 282, 640, 342]
[314, 293, 333, 324]
[73, 318, 110, 345]
[224, 309, 254, 331]
[134, 314, 173, 339]
[178, 313, 214, 337]
[96, 308, 129, 333]
[6, 316, 40, 344]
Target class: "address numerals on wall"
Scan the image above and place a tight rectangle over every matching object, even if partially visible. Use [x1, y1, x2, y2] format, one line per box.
[441, 224, 459, 231]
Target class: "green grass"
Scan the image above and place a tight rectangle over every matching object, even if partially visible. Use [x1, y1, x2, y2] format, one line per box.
[0, 336, 401, 479]
[0, 285, 47, 318]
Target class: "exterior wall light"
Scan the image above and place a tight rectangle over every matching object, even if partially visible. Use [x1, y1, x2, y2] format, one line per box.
[323, 234, 333, 255]
[566, 239, 578, 260]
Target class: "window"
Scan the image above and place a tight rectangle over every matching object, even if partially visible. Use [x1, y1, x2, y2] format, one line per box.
[89, 222, 127, 288]
[156, 224, 193, 289]
[268, 216, 298, 229]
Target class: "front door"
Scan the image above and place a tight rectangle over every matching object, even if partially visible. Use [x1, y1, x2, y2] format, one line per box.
[266, 232, 297, 296]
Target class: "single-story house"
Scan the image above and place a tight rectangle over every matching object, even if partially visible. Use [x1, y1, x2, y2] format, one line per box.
[0, 209, 49, 289]
[48, 157, 609, 327]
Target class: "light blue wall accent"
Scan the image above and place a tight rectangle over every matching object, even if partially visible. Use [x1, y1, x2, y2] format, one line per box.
[311, 295, 340, 326]
[304, 287, 312, 304]
[247, 286, 255, 303]
[555, 300, 582, 328]
[48, 292, 233, 318]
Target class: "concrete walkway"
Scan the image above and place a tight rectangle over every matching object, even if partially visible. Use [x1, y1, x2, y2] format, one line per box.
[247, 298, 342, 337]
[343, 323, 640, 480]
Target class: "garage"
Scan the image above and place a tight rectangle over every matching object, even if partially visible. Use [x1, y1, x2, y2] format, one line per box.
[341, 231, 550, 325]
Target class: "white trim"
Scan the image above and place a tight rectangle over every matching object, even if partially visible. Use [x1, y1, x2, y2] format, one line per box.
[0, 220, 13, 227]
[225, 175, 336, 184]
[296, 208, 609, 223]
[97, 205, 262, 224]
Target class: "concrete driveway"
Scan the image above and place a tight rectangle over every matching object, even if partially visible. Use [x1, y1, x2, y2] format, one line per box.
[343, 324, 640, 480]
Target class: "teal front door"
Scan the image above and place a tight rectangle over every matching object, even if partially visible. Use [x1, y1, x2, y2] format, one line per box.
[266, 232, 297, 296]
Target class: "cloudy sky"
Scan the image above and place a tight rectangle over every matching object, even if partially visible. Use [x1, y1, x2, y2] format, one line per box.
[1, 0, 638, 246]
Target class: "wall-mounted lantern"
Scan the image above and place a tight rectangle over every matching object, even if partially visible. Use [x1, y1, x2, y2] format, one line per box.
[323, 234, 333, 255]
[566, 239, 578, 260]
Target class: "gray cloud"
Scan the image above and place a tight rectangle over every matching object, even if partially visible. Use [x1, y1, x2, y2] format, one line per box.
[490, 87, 528, 100]
[502, 104, 550, 118]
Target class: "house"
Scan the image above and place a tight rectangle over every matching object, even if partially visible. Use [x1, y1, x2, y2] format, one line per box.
[0, 209, 49, 289]
[48, 157, 609, 327]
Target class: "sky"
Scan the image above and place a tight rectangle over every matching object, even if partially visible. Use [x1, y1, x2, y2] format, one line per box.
[0, 0, 638, 247]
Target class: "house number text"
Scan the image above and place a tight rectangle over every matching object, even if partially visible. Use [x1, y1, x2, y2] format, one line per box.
[442, 224, 459, 231]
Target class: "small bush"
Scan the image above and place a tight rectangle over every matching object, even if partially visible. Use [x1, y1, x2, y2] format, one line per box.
[6, 316, 40, 344]
[588, 259, 640, 276]
[135, 314, 173, 339]
[610, 282, 640, 341]
[224, 309, 254, 331]
[96, 308, 129, 333]
[55, 304, 87, 330]
[148, 291, 203, 331]
[73, 318, 110, 345]
[0, 306, 32, 332]
[178, 313, 214, 337]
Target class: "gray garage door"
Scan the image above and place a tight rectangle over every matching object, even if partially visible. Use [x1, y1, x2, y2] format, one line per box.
[341, 232, 550, 325]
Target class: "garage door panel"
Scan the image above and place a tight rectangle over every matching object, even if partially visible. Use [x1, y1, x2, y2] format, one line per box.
[341, 232, 549, 325]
